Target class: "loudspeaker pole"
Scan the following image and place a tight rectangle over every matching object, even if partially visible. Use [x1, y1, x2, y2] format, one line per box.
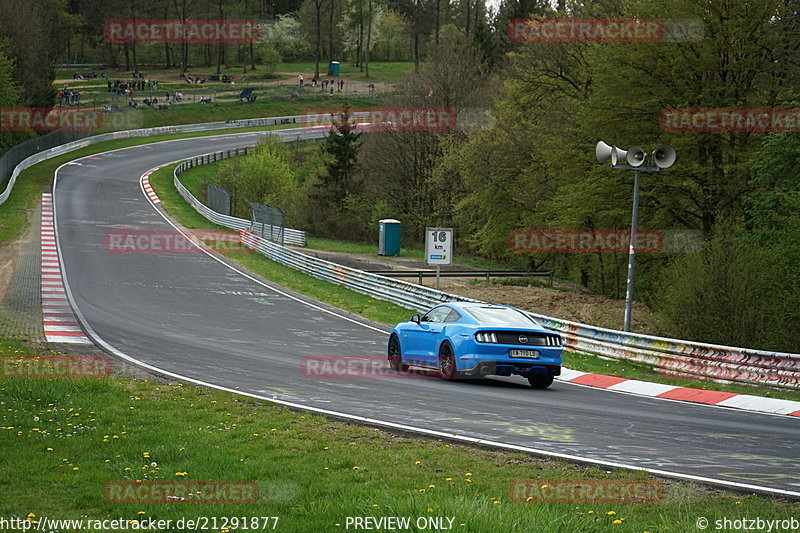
[596, 141, 676, 332]
[623, 169, 641, 332]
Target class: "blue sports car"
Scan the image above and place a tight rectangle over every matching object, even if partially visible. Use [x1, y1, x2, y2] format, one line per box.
[388, 302, 563, 388]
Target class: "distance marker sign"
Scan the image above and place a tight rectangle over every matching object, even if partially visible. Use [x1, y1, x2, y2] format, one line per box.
[426, 227, 453, 265]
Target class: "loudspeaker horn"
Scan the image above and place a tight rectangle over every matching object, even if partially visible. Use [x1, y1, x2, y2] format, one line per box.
[626, 145, 647, 167]
[652, 144, 676, 168]
[595, 141, 613, 164]
[611, 146, 627, 165]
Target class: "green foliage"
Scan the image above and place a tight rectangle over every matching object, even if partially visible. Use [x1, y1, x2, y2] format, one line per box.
[259, 16, 310, 62]
[306, 106, 366, 239]
[212, 137, 298, 220]
[654, 219, 772, 348]
[0, 39, 25, 153]
[258, 45, 282, 76]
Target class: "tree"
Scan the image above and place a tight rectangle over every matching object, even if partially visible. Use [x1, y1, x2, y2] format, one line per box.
[300, 0, 328, 78]
[307, 107, 364, 238]
[213, 137, 297, 219]
[0, 40, 24, 152]
[0, 0, 68, 106]
[317, 106, 362, 205]
[260, 15, 310, 61]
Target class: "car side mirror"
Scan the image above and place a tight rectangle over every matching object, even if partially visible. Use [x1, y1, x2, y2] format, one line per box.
[410, 314, 421, 324]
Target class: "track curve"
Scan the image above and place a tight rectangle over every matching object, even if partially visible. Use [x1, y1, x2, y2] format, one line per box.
[52, 127, 800, 497]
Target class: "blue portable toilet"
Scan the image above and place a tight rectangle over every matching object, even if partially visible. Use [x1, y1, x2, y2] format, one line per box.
[378, 219, 401, 256]
[331, 61, 340, 76]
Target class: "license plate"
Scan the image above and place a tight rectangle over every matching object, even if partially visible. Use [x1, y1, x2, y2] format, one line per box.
[509, 349, 540, 358]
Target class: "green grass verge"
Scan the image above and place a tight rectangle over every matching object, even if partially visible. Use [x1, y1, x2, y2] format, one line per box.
[1, 340, 795, 532]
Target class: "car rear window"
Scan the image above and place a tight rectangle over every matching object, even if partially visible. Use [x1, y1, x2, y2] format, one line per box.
[464, 306, 538, 327]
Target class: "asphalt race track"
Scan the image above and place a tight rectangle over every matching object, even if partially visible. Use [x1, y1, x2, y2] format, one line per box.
[52, 127, 800, 497]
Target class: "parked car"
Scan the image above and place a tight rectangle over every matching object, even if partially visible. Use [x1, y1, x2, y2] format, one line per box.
[388, 302, 563, 388]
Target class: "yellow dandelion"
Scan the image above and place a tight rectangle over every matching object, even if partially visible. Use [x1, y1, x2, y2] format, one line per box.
[607, 511, 616, 516]
[612, 520, 622, 524]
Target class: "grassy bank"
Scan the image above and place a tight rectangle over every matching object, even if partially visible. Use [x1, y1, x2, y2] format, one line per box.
[0, 339, 794, 533]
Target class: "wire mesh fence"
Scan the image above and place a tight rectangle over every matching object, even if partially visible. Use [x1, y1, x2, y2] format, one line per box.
[204, 180, 232, 216]
[248, 201, 285, 244]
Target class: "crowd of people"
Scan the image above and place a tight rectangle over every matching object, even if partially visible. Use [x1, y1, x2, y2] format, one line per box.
[302, 76, 346, 95]
[58, 87, 81, 105]
[108, 77, 159, 96]
[72, 71, 102, 80]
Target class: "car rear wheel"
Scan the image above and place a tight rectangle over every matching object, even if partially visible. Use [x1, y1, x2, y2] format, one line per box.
[388, 335, 408, 371]
[438, 342, 457, 380]
[528, 374, 554, 389]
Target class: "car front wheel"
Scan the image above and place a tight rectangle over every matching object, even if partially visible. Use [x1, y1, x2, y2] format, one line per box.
[528, 374, 554, 389]
[438, 342, 457, 380]
[388, 335, 408, 371]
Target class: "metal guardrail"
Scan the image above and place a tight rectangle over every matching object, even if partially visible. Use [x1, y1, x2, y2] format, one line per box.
[0, 129, 92, 205]
[240, 230, 477, 311]
[173, 149, 307, 246]
[527, 314, 800, 389]
[366, 269, 554, 286]
[238, 229, 800, 389]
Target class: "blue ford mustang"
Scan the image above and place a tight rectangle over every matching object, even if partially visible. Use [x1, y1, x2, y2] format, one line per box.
[388, 302, 563, 388]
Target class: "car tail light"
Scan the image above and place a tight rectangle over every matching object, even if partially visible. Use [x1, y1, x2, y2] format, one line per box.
[476, 332, 498, 343]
